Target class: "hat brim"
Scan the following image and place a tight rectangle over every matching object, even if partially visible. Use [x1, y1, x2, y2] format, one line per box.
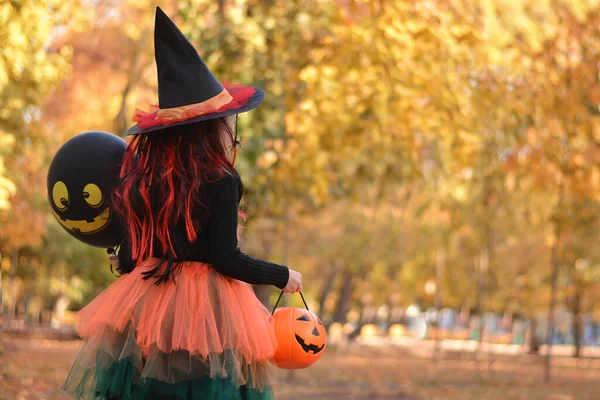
[126, 87, 264, 136]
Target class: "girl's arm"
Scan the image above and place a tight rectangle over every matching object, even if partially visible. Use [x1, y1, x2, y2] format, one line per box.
[207, 174, 289, 289]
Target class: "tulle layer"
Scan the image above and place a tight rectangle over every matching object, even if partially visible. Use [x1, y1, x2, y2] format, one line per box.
[65, 258, 279, 397]
[132, 83, 255, 129]
[78, 259, 278, 363]
[62, 323, 274, 400]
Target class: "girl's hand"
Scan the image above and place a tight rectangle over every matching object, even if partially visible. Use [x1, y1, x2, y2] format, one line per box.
[283, 269, 302, 294]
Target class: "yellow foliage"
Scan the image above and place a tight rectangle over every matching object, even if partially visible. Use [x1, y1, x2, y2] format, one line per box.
[0, 0, 83, 250]
[1, 0, 600, 316]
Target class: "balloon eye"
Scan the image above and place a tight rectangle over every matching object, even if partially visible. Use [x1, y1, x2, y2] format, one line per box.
[83, 183, 103, 207]
[52, 181, 69, 211]
[296, 315, 310, 322]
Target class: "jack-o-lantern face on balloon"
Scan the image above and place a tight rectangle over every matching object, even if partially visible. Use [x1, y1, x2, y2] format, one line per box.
[51, 180, 109, 234]
[47, 131, 127, 248]
[272, 307, 327, 369]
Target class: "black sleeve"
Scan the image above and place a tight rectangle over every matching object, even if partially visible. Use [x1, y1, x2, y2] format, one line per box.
[207, 174, 289, 289]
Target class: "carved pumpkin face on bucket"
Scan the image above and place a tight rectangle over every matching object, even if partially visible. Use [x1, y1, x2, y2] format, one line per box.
[272, 307, 327, 369]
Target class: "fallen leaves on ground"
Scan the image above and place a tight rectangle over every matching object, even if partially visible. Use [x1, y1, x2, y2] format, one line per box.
[4, 335, 599, 400]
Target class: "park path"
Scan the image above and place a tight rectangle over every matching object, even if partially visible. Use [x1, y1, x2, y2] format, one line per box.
[3, 334, 599, 400]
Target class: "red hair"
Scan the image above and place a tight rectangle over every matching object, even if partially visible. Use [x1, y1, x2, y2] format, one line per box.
[112, 118, 237, 282]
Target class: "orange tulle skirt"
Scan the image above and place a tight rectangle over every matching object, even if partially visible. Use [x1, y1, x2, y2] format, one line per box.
[63, 259, 278, 399]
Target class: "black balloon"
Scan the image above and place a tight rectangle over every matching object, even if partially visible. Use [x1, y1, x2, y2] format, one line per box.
[47, 131, 127, 248]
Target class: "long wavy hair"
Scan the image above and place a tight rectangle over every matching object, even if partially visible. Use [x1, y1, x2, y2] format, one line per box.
[112, 117, 239, 283]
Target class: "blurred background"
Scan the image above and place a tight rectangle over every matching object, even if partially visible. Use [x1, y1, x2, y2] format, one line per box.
[2, 0, 600, 399]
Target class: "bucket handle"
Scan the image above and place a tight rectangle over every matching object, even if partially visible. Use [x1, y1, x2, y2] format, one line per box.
[271, 291, 310, 315]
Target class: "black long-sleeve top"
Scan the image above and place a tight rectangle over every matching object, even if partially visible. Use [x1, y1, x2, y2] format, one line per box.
[117, 172, 289, 289]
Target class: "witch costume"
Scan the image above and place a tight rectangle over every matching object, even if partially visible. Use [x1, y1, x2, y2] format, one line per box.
[62, 7, 289, 400]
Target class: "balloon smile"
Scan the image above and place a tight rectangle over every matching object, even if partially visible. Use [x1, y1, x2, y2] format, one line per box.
[295, 334, 325, 354]
[52, 207, 110, 234]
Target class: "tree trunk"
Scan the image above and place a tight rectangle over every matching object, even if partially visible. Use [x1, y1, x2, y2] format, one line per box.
[432, 247, 446, 361]
[281, 205, 290, 307]
[113, 26, 152, 137]
[529, 317, 540, 355]
[9, 249, 19, 320]
[317, 263, 338, 316]
[544, 219, 561, 382]
[385, 300, 396, 331]
[572, 291, 582, 358]
[476, 247, 489, 352]
[331, 271, 355, 323]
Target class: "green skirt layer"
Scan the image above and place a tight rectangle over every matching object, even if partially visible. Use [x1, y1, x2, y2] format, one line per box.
[62, 352, 273, 400]
[62, 324, 274, 400]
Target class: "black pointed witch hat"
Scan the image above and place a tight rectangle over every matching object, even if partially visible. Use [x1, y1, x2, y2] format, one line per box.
[126, 7, 264, 135]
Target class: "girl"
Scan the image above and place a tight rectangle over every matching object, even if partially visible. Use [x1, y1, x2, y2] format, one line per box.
[62, 7, 302, 400]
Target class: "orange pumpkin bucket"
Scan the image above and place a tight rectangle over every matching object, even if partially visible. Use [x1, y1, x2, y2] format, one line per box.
[270, 291, 327, 369]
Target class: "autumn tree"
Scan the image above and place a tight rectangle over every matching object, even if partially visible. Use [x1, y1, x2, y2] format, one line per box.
[0, 0, 86, 317]
[502, 0, 600, 377]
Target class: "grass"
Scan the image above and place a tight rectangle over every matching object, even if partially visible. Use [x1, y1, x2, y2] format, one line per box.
[3, 334, 599, 400]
